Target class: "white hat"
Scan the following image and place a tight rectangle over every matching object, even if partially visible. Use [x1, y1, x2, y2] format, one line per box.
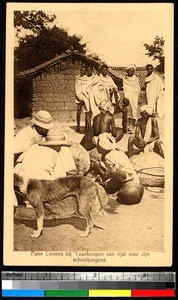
[98, 100, 114, 115]
[93, 132, 117, 151]
[31, 110, 53, 130]
[40, 130, 69, 146]
[126, 64, 136, 71]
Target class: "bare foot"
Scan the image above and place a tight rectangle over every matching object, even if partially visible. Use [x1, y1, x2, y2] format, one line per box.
[80, 230, 90, 238]
[31, 229, 42, 238]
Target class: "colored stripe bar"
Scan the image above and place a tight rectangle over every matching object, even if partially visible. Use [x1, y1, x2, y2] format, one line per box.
[2, 290, 44, 297]
[45, 290, 88, 297]
[132, 289, 176, 297]
[89, 290, 131, 297]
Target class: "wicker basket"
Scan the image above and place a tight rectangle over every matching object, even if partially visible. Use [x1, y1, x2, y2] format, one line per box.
[138, 167, 164, 187]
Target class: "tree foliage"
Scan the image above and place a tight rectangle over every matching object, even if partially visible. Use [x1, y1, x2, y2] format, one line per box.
[14, 11, 56, 35]
[14, 11, 86, 72]
[144, 36, 165, 72]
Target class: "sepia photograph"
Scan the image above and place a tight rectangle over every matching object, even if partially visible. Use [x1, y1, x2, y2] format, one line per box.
[4, 3, 173, 266]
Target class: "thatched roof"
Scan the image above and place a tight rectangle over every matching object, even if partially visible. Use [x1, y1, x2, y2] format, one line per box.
[15, 50, 163, 88]
[15, 49, 123, 87]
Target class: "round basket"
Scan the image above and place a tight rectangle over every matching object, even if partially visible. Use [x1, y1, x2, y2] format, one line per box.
[138, 167, 164, 187]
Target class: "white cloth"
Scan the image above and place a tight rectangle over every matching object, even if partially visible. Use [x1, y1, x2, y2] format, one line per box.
[96, 132, 117, 151]
[14, 125, 44, 154]
[145, 72, 164, 115]
[104, 150, 140, 184]
[81, 74, 106, 117]
[75, 75, 84, 104]
[156, 90, 165, 119]
[99, 74, 120, 105]
[143, 118, 155, 152]
[14, 145, 76, 181]
[126, 64, 136, 71]
[123, 75, 140, 119]
[131, 151, 164, 172]
[14, 191, 18, 207]
[14, 145, 58, 180]
[140, 104, 153, 116]
[54, 146, 76, 178]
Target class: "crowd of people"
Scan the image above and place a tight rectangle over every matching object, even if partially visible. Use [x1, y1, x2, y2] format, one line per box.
[14, 63, 165, 212]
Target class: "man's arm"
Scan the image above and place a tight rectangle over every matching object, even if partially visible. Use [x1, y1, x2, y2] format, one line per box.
[135, 119, 142, 141]
[93, 114, 101, 136]
[135, 119, 145, 146]
[146, 118, 159, 145]
[110, 116, 117, 137]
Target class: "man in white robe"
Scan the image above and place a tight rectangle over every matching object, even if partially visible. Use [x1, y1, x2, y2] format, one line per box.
[99, 65, 120, 107]
[123, 64, 140, 133]
[79, 66, 106, 130]
[145, 64, 164, 117]
[75, 66, 86, 132]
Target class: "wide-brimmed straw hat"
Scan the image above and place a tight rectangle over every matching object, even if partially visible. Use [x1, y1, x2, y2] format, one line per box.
[40, 130, 69, 146]
[31, 110, 53, 130]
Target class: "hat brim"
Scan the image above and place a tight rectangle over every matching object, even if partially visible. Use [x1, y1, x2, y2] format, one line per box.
[40, 140, 69, 146]
[31, 118, 54, 130]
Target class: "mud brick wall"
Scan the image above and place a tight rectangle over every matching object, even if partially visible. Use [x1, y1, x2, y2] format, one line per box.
[32, 59, 82, 122]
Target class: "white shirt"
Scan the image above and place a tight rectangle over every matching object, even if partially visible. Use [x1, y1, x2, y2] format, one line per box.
[14, 145, 77, 181]
[14, 125, 44, 154]
[104, 150, 140, 183]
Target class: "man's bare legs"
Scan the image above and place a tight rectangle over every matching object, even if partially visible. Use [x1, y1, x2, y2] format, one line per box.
[76, 102, 83, 132]
[85, 111, 92, 131]
[127, 136, 143, 158]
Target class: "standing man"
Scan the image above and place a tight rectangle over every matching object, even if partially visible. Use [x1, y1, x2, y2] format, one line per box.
[81, 65, 104, 130]
[145, 64, 164, 116]
[75, 66, 86, 132]
[123, 65, 140, 133]
[99, 64, 120, 107]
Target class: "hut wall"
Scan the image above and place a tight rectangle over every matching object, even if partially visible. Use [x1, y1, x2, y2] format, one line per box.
[32, 59, 83, 122]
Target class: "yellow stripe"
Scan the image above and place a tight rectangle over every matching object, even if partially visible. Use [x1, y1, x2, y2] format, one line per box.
[89, 290, 131, 297]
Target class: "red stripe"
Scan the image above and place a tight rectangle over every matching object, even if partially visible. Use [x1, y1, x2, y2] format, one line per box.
[132, 289, 175, 297]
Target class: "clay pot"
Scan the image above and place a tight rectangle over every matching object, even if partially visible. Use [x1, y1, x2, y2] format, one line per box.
[116, 181, 144, 205]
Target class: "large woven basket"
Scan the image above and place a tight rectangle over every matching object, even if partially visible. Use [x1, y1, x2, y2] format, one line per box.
[138, 167, 164, 187]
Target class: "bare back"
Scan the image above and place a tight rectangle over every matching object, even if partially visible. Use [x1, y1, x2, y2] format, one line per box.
[93, 112, 117, 136]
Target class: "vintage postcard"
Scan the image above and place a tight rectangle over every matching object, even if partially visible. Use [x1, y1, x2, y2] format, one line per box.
[4, 3, 173, 266]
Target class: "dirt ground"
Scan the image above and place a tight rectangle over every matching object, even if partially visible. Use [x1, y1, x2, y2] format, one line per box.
[14, 116, 164, 252]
